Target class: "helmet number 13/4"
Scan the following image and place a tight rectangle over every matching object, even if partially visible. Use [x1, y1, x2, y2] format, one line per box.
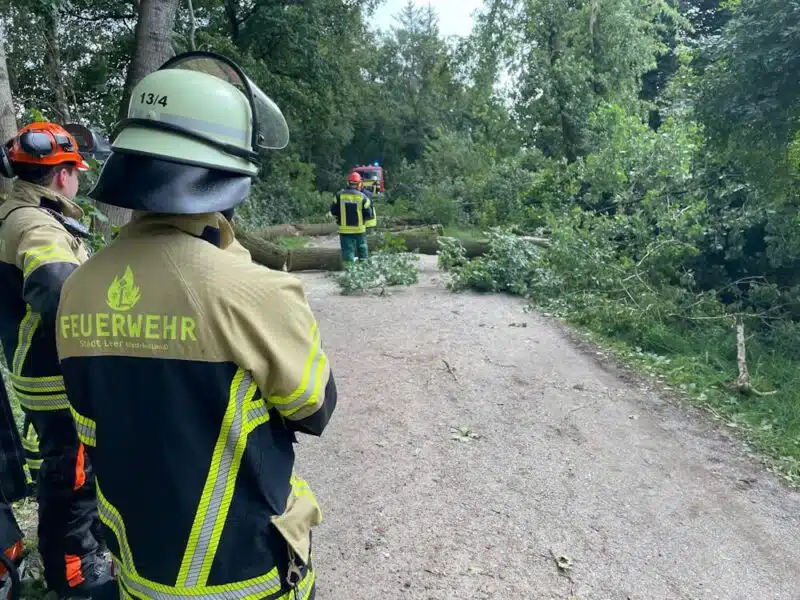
[140, 93, 168, 107]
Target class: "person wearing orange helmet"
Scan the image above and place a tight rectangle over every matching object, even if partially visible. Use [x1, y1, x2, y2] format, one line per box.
[330, 171, 373, 262]
[0, 121, 112, 599]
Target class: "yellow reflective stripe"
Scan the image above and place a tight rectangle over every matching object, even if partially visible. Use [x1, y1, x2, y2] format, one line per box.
[26, 458, 42, 469]
[97, 483, 137, 571]
[8, 372, 64, 392]
[103, 486, 282, 600]
[12, 307, 40, 375]
[276, 568, 315, 600]
[70, 406, 97, 447]
[244, 399, 270, 434]
[269, 324, 327, 415]
[289, 476, 321, 514]
[119, 566, 282, 600]
[22, 437, 39, 453]
[22, 244, 79, 277]
[15, 389, 70, 411]
[178, 368, 258, 587]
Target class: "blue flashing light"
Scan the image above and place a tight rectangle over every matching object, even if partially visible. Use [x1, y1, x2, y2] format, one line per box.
[373, 162, 380, 166]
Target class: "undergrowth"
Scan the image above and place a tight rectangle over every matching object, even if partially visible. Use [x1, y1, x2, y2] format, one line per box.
[438, 221, 800, 485]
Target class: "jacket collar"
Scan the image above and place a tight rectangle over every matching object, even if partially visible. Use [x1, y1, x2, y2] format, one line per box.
[122, 211, 235, 249]
[9, 180, 84, 220]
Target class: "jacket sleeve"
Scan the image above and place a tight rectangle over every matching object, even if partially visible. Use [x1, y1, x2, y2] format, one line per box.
[231, 275, 337, 437]
[362, 195, 373, 221]
[330, 193, 340, 219]
[15, 223, 81, 322]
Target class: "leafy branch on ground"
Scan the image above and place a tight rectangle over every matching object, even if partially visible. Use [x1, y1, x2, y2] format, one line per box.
[334, 252, 420, 296]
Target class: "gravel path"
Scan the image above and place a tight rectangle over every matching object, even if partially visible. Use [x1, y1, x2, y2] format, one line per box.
[294, 252, 800, 600]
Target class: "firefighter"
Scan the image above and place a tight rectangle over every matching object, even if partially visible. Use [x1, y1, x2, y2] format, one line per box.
[331, 172, 372, 262]
[0, 122, 111, 598]
[0, 370, 31, 600]
[55, 51, 336, 600]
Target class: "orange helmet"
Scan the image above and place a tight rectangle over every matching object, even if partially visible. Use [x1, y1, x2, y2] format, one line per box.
[347, 171, 361, 185]
[6, 122, 90, 171]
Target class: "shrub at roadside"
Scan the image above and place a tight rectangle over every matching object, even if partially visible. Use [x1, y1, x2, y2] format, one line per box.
[438, 215, 800, 484]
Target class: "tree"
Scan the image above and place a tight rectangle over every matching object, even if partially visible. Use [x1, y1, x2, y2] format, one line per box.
[92, 0, 179, 233]
[0, 17, 16, 196]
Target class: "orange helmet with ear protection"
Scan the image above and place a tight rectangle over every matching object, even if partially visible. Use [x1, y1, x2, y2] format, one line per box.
[6, 122, 90, 171]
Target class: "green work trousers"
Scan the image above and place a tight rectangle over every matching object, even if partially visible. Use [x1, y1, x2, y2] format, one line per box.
[339, 233, 369, 262]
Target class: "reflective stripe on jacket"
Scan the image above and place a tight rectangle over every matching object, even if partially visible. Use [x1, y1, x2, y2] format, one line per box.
[361, 189, 377, 228]
[330, 188, 371, 234]
[56, 212, 337, 599]
[0, 181, 89, 413]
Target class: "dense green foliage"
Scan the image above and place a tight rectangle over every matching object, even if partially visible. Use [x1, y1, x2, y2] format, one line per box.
[2, 0, 799, 477]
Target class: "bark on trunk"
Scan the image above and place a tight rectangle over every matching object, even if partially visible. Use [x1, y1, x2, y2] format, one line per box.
[0, 20, 16, 197]
[40, 4, 71, 122]
[294, 222, 339, 236]
[287, 248, 343, 272]
[118, 0, 180, 122]
[96, 0, 179, 235]
[258, 224, 300, 239]
[236, 230, 287, 270]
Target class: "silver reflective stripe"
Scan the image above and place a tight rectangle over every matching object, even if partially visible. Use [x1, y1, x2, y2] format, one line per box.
[8, 373, 64, 392]
[71, 409, 97, 446]
[246, 403, 269, 424]
[121, 573, 282, 600]
[182, 372, 252, 587]
[97, 495, 135, 567]
[16, 391, 70, 411]
[13, 311, 40, 374]
[130, 108, 249, 145]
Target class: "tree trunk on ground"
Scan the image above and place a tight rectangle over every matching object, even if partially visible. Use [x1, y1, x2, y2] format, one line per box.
[236, 230, 287, 270]
[375, 231, 489, 258]
[0, 20, 16, 196]
[258, 224, 299, 239]
[287, 247, 343, 272]
[294, 222, 339, 236]
[95, 0, 179, 236]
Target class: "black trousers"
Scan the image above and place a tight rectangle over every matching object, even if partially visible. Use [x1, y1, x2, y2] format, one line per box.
[24, 408, 101, 593]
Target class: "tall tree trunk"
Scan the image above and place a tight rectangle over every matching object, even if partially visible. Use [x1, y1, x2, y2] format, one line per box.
[117, 0, 180, 122]
[95, 0, 179, 235]
[0, 19, 17, 197]
[40, 4, 71, 122]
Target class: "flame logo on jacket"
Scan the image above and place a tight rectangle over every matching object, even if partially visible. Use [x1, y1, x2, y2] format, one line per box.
[106, 266, 142, 311]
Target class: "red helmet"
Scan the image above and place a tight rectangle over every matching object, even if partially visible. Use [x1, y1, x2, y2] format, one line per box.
[347, 171, 362, 184]
[6, 122, 90, 171]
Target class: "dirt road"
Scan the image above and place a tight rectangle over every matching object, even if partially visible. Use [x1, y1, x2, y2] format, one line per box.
[294, 253, 800, 600]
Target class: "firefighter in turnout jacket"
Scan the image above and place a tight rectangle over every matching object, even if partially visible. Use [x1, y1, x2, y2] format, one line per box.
[55, 51, 337, 600]
[331, 172, 372, 262]
[0, 122, 111, 598]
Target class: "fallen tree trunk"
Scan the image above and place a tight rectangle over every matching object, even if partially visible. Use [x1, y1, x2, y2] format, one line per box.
[294, 222, 339, 236]
[236, 230, 287, 270]
[372, 231, 488, 258]
[257, 224, 299, 240]
[287, 247, 344, 272]
[243, 227, 549, 272]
